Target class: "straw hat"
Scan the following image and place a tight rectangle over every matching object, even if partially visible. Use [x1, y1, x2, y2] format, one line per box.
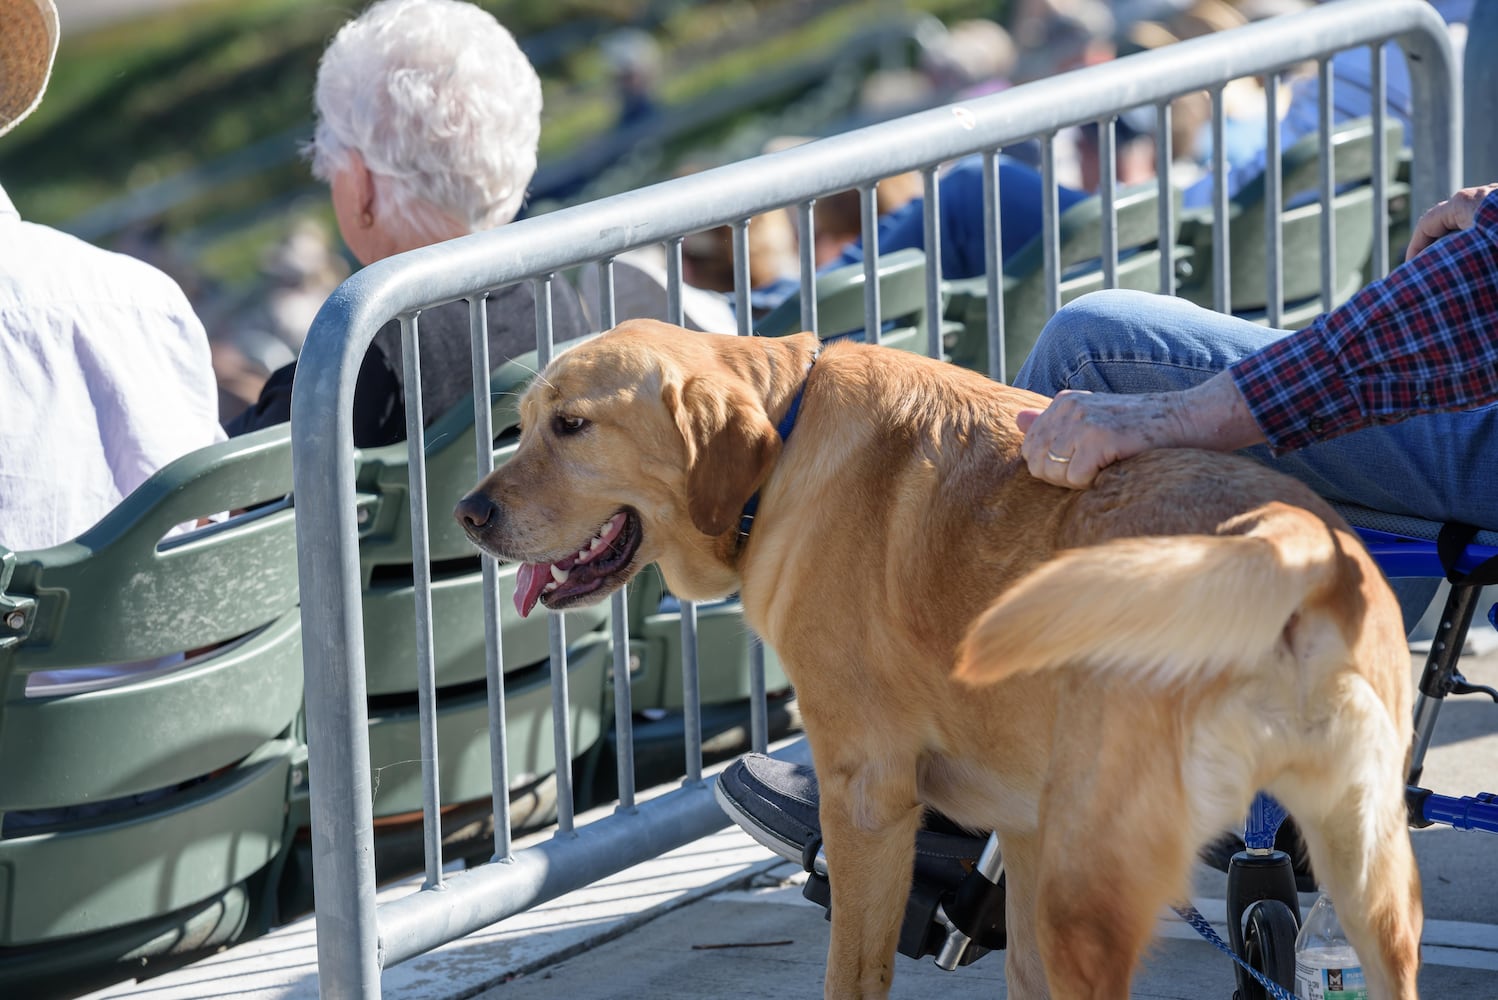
[0, 0, 58, 137]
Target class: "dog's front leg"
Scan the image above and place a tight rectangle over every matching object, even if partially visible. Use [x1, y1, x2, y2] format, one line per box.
[997, 830, 1051, 1000]
[816, 755, 924, 999]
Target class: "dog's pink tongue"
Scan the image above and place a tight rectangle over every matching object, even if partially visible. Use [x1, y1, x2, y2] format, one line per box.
[513, 562, 552, 618]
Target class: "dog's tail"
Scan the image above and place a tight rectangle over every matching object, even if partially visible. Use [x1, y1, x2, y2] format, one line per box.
[954, 501, 1344, 689]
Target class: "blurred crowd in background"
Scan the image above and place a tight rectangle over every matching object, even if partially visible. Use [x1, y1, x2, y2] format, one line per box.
[43, 0, 1470, 424]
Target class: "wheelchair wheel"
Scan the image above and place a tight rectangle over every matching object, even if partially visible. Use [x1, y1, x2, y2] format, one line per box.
[1233, 898, 1298, 1000]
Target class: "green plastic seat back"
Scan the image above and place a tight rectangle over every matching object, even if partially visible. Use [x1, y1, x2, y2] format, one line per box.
[0, 424, 303, 947]
[947, 181, 1178, 378]
[1177, 116, 1403, 321]
[755, 247, 933, 355]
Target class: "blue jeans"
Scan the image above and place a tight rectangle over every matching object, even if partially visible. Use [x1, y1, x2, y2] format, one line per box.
[1014, 290, 1498, 628]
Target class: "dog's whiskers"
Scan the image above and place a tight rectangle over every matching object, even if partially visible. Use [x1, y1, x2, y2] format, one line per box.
[504, 358, 554, 391]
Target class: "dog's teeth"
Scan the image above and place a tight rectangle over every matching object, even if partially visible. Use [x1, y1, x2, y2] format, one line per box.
[577, 548, 591, 561]
[590, 534, 607, 551]
[551, 564, 570, 583]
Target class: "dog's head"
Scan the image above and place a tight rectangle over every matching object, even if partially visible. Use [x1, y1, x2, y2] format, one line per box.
[455, 319, 819, 616]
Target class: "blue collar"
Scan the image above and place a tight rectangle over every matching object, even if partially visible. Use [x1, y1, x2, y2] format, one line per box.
[737, 353, 817, 545]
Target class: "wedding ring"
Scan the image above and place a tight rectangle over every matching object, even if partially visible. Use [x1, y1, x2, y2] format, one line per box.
[1046, 450, 1072, 464]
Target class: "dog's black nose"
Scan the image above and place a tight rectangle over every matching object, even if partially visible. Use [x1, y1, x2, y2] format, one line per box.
[454, 493, 497, 529]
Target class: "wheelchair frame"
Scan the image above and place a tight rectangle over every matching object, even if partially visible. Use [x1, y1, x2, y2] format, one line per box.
[1224, 507, 1498, 999]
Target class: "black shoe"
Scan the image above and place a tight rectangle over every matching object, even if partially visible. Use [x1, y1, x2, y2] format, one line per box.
[716, 753, 1005, 963]
[1198, 821, 1318, 894]
[715, 752, 822, 863]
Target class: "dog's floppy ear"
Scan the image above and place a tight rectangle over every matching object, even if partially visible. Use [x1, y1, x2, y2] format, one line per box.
[665, 374, 781, 537]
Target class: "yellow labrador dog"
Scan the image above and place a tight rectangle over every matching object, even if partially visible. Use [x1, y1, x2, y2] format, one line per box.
[455, 319, 1420, 999]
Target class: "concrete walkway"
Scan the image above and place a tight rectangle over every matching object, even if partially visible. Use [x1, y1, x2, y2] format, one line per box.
[83, 652, 1498, 999]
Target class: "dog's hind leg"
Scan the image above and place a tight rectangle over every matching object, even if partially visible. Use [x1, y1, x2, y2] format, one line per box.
[816, 748, 924, 999]
[1031, 692, 1197, 1000]
[1271, 705, 1422, 1000]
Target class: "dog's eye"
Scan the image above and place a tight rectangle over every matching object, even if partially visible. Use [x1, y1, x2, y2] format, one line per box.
[554, 414, 588, 436]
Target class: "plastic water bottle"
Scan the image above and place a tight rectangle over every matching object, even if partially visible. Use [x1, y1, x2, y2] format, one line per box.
[1293, 893, 1368, 1000]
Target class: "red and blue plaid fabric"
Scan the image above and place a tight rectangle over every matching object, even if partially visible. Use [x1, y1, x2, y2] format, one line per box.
[1230, 190, 1498, 453]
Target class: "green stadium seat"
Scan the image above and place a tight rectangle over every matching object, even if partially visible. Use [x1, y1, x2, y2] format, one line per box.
[1175, 115, 1403, 328]
[0, 425, 303, 994]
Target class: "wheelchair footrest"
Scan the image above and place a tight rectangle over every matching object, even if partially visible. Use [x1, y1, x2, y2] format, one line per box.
[797, 838, 1005, 969]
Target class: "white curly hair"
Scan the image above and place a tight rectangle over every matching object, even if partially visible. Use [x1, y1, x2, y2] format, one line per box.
[309, 0, 542, 240]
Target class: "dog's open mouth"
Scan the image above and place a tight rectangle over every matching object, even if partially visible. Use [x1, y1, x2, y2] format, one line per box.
[512, 508, 642, 617]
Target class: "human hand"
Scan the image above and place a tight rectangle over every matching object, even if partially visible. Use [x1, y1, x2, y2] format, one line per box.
[1016, 390, 1185, 487]
[1016, 372, 1265, 488]
[1405, 183, 1498, 261]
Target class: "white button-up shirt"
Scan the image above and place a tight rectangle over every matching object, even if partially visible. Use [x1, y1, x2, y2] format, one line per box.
[0, 182, 224, 552]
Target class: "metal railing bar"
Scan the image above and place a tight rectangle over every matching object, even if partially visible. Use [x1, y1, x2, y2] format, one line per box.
[680, 596, 704, 786]
[921, 166, 942, 360]
[749, 640, 768, 754]
[666, 237, 685, 327]
[1318, 58, 1337, 309]
[797, 200, 818, 335]
[726, 219, 762, 757]
[531, 275, 576, 837]
[663, 229, 705, 783]
[468, 294, 513, 862]
[377, 770, 729, 967]
[1156, 102, 1174, 295]
[980, 149, 1004, 383]
[1211, 85, 1231, 314]
[1371, 41, 1390, 279]
[398, 312, 446, 890]
[1100, 117, 1119, 289]
[733, 219, 752, 335]
[1041, 134, 1060, 318]
[860, 185, 882, 344]
[591, 259, 638, 814]
[546, 574, 574, 834]
[1265, 73, 1285, 329]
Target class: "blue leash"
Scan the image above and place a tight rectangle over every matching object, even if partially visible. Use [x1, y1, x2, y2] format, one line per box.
[1171, 903, 1298, 1000]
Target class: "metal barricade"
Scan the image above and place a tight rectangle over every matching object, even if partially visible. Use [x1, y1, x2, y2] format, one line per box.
[289, 2, 1458, 995]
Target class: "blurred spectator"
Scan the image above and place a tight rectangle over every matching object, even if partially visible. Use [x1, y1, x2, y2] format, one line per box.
[1180, 0, 1471, 209]
[601, 28, 663, 132]
[747, 153, 1091, 322]
[811, 172, 924, 267]
[1075, 114, 1159, 192]
[824, 155, 1089, 283]
[216, 216, 350, 422]
[682, 207, 800, 319]
[923, 18, 1018, 99]
[1109, 0, 1198, 20]
[227, 0, 588, 446]
[246, 217, 349, 369]
[859, 17, 1018, 117]
[1006, 0, 1118, 189]
[1110, 5, 1262, 185]
[573, 243, 739, 334]
[1011, 0, 1117, 85]
[0, 0, 223, 553]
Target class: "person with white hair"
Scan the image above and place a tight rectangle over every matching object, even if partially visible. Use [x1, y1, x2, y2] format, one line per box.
[0, 0, 224, 552]
[229, 0, 589, 446]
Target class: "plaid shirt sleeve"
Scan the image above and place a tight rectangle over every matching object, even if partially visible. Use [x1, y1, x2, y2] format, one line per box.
[1228, 189, 1498, 453]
